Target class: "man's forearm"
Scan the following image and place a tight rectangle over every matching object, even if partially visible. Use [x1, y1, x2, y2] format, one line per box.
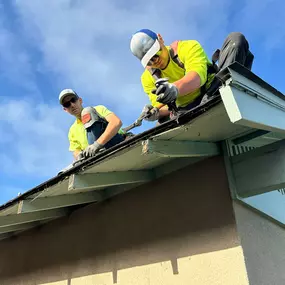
[158, 105, 170, 117]
[96, 120, 122, 145]
[73, 149, 82, 160]
[173, 71, 201, 96]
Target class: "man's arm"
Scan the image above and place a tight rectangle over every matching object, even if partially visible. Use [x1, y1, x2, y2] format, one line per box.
[173, 71, 201, 96]
[73, 149, 82, 160]
[158, 105, 170, 117]
[96, 113, 122, 145]
[68, 127, 84, 160]
[173, 40, 209, 97]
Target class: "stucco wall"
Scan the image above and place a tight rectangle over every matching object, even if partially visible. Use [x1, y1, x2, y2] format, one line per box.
[234, 202, 285, 285]
[0, 156, 249, 285]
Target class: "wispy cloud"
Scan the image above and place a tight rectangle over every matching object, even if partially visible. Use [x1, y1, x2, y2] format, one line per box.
[234, 0, 285, 52]
[13, 0, 232, 112]
[0, 7, 39, 96]
[0, 97, 72, 177]
[0, 98, 71, 201]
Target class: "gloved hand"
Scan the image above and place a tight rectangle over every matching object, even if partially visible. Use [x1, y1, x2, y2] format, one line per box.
[152, 78, 178, 105]
[72, 151, 84, 166]
[82, 141, 104, 158]
[140, 104, 160, 121]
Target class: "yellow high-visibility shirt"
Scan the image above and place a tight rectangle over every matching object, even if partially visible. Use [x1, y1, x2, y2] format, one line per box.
[68, 105, 124, 152]
[141, 40, 215, 108]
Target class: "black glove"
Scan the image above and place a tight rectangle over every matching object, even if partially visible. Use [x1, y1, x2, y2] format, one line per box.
[152, 78, 178, 105]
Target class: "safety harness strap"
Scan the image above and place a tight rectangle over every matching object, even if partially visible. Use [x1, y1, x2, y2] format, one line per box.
[147, 40, 219, 96]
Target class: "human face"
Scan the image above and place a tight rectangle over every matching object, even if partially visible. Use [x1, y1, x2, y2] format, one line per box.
[147, 45, 169, 69]
[62, 95, 83, 117]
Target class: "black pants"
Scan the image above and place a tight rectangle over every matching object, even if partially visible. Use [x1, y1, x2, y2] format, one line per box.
[201, 32, 254, 98]
[218, 32, 254, 71]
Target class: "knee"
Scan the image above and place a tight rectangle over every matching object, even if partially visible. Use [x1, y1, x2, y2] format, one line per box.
[227, 32, 248, 47]
[81, 106, 100, 129]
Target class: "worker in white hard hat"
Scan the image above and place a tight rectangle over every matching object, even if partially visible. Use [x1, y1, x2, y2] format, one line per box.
[59, 89, 125, 160]
[130, 29, 254, 123]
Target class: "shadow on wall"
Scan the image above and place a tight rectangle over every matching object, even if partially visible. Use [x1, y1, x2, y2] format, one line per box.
[0, 156, 239, 284]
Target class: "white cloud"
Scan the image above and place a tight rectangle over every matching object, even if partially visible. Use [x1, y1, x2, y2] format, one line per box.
[235, 0, 285, 52]
[0, 97, 73, 177]
[0, 13, 39, 96]
[13, 0, 232, 113]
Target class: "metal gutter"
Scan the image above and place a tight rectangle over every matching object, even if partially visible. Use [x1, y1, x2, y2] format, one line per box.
[217, 62, 285, 101]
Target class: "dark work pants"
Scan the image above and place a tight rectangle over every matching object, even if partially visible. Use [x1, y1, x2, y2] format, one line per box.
[218, 32, 254, 71]
[86, 122, 125, 149]
[189, 32, 255, 106]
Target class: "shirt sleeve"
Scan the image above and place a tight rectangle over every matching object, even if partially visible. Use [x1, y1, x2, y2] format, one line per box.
[94, 105, 113, 118]
[177, 40, 210, 86]
[141, 70, 161, 108]
[68, 128, 81, 152]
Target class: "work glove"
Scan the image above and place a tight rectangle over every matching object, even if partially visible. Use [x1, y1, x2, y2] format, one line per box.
[140, 104, 160, 121]
[82, 141, 104, 158]
[152, 78, 178, 105]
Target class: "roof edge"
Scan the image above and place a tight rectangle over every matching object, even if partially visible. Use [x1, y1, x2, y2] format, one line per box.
[0, 96, 222, 211]
[2, 62, 283, 211]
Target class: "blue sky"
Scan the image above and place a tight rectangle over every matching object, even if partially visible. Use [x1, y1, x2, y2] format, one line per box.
[0, 0, 284, 219]
[245, 191, 285, 224]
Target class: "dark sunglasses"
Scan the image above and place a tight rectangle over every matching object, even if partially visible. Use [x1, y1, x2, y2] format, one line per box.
[147, 50, 162, 66]
[63, 97, 78, 108]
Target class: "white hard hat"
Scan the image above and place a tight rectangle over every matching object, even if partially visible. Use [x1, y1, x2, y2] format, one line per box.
[130, 29, 160, 68]
[59, 89, 78, 105]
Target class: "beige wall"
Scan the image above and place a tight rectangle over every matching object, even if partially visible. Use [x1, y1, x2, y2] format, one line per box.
[0, 156, 249, 285]
[234, 202, 285, 285]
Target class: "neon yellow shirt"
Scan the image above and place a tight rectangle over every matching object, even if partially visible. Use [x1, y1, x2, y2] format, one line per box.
[68, 105, 124, 152]
[141, 40, 215, 108]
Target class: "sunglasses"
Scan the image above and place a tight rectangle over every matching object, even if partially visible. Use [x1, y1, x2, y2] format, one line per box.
[147, 50, 162, 66]
[62, 97, 78, 108]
